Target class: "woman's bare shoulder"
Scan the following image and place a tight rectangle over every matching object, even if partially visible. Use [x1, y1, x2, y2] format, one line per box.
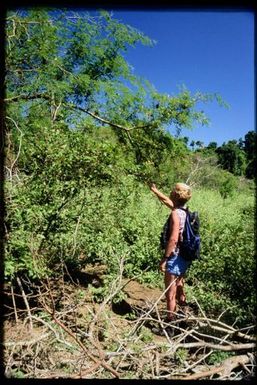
[170, 209, 180, 223]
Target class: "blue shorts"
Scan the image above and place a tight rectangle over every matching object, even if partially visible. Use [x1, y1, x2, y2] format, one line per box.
[166, 254, 191, 276]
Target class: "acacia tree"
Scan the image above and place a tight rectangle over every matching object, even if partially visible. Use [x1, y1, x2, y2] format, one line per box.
[4, 9, 222, 280]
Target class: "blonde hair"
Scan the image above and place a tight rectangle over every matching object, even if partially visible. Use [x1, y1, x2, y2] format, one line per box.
[172, 183, 192, 206]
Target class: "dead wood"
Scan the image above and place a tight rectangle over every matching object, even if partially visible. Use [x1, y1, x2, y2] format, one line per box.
[177, 354, 252, 380]
[3, 269, 256, 380]
[40, 284, 120, 379]
[173, 341, 255, 353]
[16, 277, 33, 330]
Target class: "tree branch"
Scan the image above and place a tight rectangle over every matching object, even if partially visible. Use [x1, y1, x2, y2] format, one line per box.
[16, 277, 33, 331]
[4, 93, 152, 132]
[5, 116, 23, 180]
[4, 93, 50, 103]
[173, 341, 255, 353]
[42, 300, 120, 378]
[3, 332, 51, 347]
[67, 103, 151, 131]
[177, 354, 251, 380]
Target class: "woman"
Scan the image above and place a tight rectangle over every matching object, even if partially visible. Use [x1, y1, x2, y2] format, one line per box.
[150, 183, 192, 325]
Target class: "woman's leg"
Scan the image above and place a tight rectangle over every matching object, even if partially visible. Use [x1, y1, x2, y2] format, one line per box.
[164, 271, 178, 320]
[176, 276, 187, 305]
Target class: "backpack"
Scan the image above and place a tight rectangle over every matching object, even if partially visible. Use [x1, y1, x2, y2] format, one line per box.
[160, 215, 171, 250]
[160, 208, 200, 261]
[179, 208, 200, 261]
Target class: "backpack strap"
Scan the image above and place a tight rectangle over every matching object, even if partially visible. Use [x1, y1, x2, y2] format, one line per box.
[179, 206, 188, 212]
[175, 207, 187, 243]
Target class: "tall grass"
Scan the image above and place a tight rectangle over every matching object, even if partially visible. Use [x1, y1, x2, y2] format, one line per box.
[186, 187, 255, 325]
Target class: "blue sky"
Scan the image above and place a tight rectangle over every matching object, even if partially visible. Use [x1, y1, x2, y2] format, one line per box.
[109, 10, 254, 146]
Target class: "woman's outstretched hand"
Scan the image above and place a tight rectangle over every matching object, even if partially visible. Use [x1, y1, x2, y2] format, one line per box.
[150, 183, 157, 193]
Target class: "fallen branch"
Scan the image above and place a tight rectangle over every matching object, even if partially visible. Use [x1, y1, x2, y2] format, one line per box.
[186, 314, 256, 342]
[16, 277, 33, 331]
[2, 332, 51, 347]
[178, 354, 252, 380]
[10, 284, 18, 324]
[172, 341, 255, 353]
[48, 306, 119, 378]
[40, 282, 120, 379]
